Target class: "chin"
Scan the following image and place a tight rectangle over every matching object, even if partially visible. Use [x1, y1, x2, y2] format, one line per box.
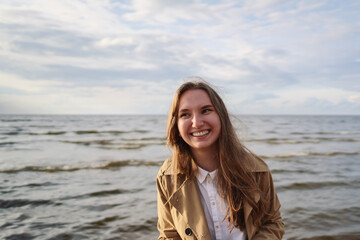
[192, 143, 213, 150]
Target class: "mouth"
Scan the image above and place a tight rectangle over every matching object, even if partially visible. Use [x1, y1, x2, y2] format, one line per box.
[191, 130, 210, 137]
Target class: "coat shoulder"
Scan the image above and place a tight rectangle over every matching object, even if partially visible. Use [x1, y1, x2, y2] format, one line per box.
[250, 156, 270, 173]
[157, 158, 174, 177]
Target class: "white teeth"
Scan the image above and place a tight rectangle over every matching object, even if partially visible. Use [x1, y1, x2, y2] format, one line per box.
[192, 130, 209, 137]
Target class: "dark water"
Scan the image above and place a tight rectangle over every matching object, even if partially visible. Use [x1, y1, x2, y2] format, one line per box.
[1, 115, 359, 240]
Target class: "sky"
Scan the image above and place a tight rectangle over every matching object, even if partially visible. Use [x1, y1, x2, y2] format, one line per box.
[0, 0, 359, 115]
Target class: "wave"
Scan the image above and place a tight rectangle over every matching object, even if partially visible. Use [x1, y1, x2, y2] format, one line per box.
[75, 216, 158, 234]
[287, 206, 360, 216]
[0, 199, 57, 209]
[1, 189, 14, 194]
[61, 188, 142, 201]
[3, 131, 21, 136]
[13, 182, 58, 188]
[74, 130, 148, 135]
[121, 137, 166, 141]
[260, 151, 359, 159]
[277, 180, 359, 191]
[61, 140, 114, 146]
[246, 138, 320, 144]
[0, 160, 163, 173]
[311, 206, 360, 220]
[77, 216, 119, 231]
[291, 131, 360, 135]
[4, 129, 151, 136]
[0, 141, 16, 146]
[82, 203, 123, 212]
[0, 137, 167, 149]
[29, 131, 67, 135]
[100, 143, 166, 150]
[114, 217, 158, 233]
[304, 137, 359, 142]
[61, 138, 166, 149]
[299, 233, 360, 240]
[100, 160, 162, 168]
[1, 119, 31, 122]
[317, 131, 360, 135]
[46, 233, 87, 240]
[2, 233, 36, 240]
[88, 189, 135, 197]
[271, 169, 318, 174]
[61, 140, 150, 150]
[245, 137, 358, 144]
[284, 207, 360, 240]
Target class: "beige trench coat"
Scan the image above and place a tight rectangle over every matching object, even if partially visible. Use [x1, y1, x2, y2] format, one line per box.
[157, 158, 284, 240]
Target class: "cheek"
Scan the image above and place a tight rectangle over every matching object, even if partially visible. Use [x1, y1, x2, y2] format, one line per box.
[213, 116, 221, 132]
[177, 121, 188, 138]
[217, 118, 221, 129]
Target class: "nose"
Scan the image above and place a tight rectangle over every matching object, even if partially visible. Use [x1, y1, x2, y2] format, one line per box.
[192, 114, 204, 128]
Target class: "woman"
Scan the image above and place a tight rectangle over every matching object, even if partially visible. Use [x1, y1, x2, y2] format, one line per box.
[157, 79, 284, 240]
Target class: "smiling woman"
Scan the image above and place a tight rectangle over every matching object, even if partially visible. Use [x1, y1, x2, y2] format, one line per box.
[156, 79, 285, 240]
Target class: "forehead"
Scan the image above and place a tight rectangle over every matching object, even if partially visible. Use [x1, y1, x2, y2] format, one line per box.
[178, 89, 212, 109]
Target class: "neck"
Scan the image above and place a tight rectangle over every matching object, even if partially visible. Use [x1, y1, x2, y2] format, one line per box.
[191, 147, 219, 172]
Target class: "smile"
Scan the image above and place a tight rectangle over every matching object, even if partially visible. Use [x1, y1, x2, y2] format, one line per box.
[191, 130, 209, 137]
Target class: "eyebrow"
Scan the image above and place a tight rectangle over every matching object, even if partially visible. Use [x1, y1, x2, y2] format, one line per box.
[178, 104, 214, 113]
[201, 104, 213, 109]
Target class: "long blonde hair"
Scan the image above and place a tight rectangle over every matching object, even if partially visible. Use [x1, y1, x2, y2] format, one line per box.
[167, 79, 266, 230]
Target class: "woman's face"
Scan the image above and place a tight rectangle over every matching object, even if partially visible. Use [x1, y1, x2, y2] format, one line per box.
[177, 89, 221, 153]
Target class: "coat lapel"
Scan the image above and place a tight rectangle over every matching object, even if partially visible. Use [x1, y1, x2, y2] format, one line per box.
[169, 177, 211, 240]
[244, 191, 260, 222]
[244, 191, 260, 239]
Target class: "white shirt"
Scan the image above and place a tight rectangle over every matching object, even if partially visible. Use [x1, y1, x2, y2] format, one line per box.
[195, 166, 245, 240]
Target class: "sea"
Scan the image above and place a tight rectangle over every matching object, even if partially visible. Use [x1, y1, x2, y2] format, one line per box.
[1, 114, 359, 240]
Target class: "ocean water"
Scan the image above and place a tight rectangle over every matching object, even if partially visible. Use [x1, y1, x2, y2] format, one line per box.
[0, 114, 359, 240]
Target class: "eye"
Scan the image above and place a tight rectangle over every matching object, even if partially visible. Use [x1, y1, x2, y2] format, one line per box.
[179, 113, 190, 118]
[202, 109, 212, 114]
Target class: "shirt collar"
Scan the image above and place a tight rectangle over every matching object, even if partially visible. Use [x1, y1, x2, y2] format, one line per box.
[196, 165, 217, 184]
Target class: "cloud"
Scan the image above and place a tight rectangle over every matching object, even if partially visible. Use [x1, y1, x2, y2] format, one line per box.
[226, 86, 360, 115]
[0, 72, 175, 114]
[0, 71, 70, 93]
[0, 0, 130, 35]
[123, 0, 213, 24]
[349, 95, 360, 104]
[95, 37, 135, 48]
[0, 0, 359, 114]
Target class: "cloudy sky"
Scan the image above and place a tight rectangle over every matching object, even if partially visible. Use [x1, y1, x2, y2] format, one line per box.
[0, 0, 359, 115]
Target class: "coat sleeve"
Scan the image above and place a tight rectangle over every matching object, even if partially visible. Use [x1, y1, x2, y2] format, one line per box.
[157, 174, 182, 240]
[252, 171, 285, 240]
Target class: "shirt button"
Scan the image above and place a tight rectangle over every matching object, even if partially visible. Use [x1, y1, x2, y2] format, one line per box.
[185, 228, 192, 236]
[216, 225, 219, 229]
[212, 202, 215, 205]
[208, 180, 211, 183]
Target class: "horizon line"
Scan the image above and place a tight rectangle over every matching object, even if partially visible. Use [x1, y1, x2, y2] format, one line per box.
[1, 113, 359, 116]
